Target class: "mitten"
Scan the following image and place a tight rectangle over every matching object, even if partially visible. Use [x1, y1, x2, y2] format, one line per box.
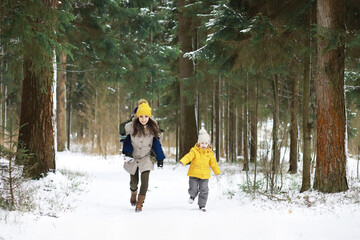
[123, 154, 134, 163]
[172, 162, 182, 170]
[157, 160, 164, 168]
[215, 174, 221, 182]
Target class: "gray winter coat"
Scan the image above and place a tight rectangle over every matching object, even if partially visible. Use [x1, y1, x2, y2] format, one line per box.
[123, 120, 154, 175]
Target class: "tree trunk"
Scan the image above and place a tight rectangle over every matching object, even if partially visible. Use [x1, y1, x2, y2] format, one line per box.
[221, 79, 226, 158]
[224, 84, 229, 161]
[215, 76, 220, 162]
[229, 86, 236, 162]
[243, 76, 249, 171]
[249, 77, 257, 163]
[0, 42, 6, 144]
[178, 0, 197, 158]
[301, 42, 312, 193]
[18, 0, 58, 178]
[288, 75, 299, 174]
[66, 73, 72, 150]
[196, 91, 200, 132]
[313, 0, 348, 193]
[211, 83, 214, 146]
[19, 56, 56, 178]
[1, 83, 6, 144]
[237, 87, 243, 159]
[272, 75, 280, 173]
[57, 49, 66, 151]
[176, 119, 179, 162]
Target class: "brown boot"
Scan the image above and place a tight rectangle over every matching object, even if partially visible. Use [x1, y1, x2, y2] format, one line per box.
[130, 190, 137, 206]
[135, 195, 146, 212]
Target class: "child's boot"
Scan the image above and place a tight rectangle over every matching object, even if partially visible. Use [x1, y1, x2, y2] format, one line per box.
[135, 195, 146, 212]
[130, 190, 137, 206]
[199, 206, 207, 212]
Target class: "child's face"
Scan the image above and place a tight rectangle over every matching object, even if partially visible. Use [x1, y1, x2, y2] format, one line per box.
[199, 142, 209, 149]
[139, 115, 149, 125]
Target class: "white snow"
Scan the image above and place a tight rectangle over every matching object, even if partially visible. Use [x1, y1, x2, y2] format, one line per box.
[1, 151, 360, 240]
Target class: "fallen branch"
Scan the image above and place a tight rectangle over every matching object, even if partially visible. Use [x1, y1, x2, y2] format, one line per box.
[256, 190, 289, 202]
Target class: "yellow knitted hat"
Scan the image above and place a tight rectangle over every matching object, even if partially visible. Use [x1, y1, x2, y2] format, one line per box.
[136, 102, 151, 117]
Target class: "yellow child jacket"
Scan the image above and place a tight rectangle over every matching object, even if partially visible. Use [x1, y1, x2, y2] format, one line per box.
[180, 144, 221, 179]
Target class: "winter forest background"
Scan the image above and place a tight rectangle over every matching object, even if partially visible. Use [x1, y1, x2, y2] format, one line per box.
[1, 0, 360, 218]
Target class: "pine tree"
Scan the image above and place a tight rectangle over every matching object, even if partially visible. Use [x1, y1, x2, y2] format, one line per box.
[178, 0, 198, 158]
[16, 0, 60, 178]
[313, 0, 348, 193]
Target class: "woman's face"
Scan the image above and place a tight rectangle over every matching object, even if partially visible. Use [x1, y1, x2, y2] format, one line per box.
[139, 115, 149, 125]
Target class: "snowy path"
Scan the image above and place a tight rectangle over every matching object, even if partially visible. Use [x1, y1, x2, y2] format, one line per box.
[1, 152, 360, 240]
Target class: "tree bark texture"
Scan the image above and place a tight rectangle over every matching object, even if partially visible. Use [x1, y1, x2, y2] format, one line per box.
[57, 50, 66, 151]
[18, 0, 58, 178]
[243, 76, 249, 171]
[229, 86, 236, 162]
[66, 74, 72, 150]
[237, 87, 243, 159]
[272, 75, 280, 173]
[19, 57, 56, 178]
[178, 0, 197, 158]
[289, 75, 299, 174]
[211, 84, 214, 146]
[0, 41, 6, 143]
[301, 46, 312, 193]
[215, 76, 220, 162]
[314, 0, 348, 193]
[224, 87, 229, 160]
[249, 78, 257, 163]
[1, 84, 6, 142]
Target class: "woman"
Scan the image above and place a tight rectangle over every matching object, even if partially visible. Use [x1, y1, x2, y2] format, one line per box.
[123, 100, 165, 212]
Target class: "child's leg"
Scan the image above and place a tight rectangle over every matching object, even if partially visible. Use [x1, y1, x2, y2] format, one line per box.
[198, 179, 209, 207]
[188, 177, 199, 199]
[130, 168, 139, 191]
[139, 170, 150, 196]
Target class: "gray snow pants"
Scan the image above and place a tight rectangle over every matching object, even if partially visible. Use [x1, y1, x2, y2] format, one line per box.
[188, 177, 209, 207]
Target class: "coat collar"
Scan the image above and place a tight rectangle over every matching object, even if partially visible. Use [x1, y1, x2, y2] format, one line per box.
[194, 144, 211, 153]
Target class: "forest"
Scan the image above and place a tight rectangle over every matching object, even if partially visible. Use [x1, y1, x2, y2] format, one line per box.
[1, 0, 360, 204]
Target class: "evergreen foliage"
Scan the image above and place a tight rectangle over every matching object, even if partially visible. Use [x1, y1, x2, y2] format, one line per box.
[1, 0, 72, 84]
[0, 0, 359, 189]
[0, 125, 31, 210]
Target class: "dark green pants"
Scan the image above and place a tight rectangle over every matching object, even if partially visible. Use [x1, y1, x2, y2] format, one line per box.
[130, 168, 150, 196]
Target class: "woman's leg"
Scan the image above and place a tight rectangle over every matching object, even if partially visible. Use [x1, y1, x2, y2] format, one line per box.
[130, 168, 140, 206]
[136, 170, 150, 212]
[139, 170, 150, 196]
[130, 168, 139, 192]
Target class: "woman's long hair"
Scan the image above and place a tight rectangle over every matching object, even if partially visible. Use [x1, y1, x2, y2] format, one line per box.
[132, 117, 160, 137]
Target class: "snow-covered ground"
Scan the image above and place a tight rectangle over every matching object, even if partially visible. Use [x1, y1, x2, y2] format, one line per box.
[1, 151, 360, 240]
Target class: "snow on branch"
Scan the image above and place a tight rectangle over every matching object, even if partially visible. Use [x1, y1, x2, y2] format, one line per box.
[183, 45, 207, 60]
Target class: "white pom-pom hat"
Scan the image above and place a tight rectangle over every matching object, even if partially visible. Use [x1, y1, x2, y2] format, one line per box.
[197, 127, 210, 144]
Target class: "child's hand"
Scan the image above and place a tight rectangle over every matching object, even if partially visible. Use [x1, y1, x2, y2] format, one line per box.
[172, 162, 182, 170]
[215, 174, 221, 182]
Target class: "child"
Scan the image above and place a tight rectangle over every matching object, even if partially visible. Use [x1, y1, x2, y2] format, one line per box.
[175, 128, 221, 212]
[123, 100, 165, 212]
